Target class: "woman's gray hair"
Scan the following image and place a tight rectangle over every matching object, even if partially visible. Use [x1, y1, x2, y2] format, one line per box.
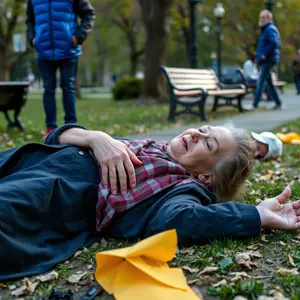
[211, 123, 254, 202]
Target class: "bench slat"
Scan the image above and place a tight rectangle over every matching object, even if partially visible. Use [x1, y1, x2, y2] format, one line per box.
[175, 84, 218, 90]
[170, 79, 217, 85]
[208, 89, 246, 96]
[167, 68, 214, 75]
[169, 73, 216, 80]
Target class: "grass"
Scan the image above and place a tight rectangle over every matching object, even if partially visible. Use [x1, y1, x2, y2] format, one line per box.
[0, 90, 300, 299]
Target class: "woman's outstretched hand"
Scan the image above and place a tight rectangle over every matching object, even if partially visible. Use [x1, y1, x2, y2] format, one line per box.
[88, 132, 142, 195]
[256, 187, 300, 230]
[59, 128, 142, 195]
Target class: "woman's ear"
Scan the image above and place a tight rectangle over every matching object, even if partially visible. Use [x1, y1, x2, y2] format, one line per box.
[198, 173, 212, 184]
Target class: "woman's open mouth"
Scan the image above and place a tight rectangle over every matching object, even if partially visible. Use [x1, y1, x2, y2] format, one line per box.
[181, 137, 188, 151]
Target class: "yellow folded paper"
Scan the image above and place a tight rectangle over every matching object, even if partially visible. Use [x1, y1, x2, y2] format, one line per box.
[276, 132, 300, 144]
[95, 230, 200, 300]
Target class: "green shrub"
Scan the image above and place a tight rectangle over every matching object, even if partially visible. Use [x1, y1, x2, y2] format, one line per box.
[112, 77, 143, 101]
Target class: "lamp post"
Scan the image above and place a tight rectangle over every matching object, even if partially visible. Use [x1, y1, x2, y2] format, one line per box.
[213, 3, 225, 78]
[189, 0, 203, 69]
[264, 0, 275, 12]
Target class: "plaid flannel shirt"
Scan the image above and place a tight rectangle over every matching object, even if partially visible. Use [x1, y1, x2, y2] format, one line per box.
[96, 138, 201, 232]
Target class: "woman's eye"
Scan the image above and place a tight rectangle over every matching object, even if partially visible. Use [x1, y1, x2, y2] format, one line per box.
[206, 140, 211, 150]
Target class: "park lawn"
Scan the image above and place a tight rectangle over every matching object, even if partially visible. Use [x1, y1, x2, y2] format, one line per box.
[0, 91, 241, 149]
[0, 94, 300, 299]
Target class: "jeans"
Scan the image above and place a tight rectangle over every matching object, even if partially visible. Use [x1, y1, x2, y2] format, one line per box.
[295, 75, 300, 93]
[253, 63, 281, 108]
[37, 57, 78, 128]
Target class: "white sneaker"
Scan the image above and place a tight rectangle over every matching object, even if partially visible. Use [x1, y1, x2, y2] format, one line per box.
[243, 104, 256, 111]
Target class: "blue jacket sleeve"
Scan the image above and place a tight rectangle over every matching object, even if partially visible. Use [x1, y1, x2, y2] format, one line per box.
[44, 124, 87, 145]
[146, 195, 262, 246]
[263, 27, 280, 59]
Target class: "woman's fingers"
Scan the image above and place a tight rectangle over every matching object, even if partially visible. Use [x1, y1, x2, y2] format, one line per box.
[276, 186, 291, 204]
[116, 162, 127, 195]
[108, 165, 118, 195]
[126, 148, 142, 166]
[101, 165, 109, 188]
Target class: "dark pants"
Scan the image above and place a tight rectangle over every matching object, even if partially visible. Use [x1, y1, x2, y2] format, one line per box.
[37, 57, 78, 128]
[295, 75, 300, 93]
[253, 63, 281, 107]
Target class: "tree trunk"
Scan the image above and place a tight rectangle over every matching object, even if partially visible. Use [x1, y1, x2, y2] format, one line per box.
[0, 51, 10, 81]
[139, 0, 174, 98]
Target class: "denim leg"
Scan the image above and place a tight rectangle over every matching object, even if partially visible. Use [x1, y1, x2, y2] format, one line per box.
[265, 70, 282, 106]
[59, 57, 78, 124]
[253, 63, 274, 107]
[37, 59, 58, 128]
[295, 75, 300, 93]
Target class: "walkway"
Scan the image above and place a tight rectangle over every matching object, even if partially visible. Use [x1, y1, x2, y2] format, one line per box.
[127, 90, 299, 142]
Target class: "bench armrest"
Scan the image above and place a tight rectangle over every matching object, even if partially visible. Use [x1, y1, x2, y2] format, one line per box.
[173, 86, 207, 94]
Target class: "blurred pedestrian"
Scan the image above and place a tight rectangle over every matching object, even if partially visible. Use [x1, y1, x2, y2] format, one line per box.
[26, 0, 95, 139]
[291, 49, 300, 95]
[249, 10, 282, 110]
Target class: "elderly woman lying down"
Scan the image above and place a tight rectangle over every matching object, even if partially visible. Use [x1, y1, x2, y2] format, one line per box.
[0, 123, 299, 280]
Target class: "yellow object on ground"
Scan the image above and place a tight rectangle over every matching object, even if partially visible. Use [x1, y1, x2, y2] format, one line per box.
[95, 230, 200, 300]
[276, 132, 300, 144]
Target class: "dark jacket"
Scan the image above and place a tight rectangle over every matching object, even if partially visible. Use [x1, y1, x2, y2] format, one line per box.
[0, 124, 261, 281]
[256, 22, 281, 65]
[26, 0, 95, 60]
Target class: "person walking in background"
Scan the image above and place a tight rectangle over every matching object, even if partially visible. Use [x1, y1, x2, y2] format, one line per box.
[292, 49, 300, 95]
[250, 10, 282, 110]
[26, 0, 95, 139]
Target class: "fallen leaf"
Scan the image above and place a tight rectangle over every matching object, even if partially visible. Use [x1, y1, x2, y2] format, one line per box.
[24, 278, 39, 294]
[8, 285, 17, 290]
[247, 244, 259, 250]
[295, 233, 300, 240]
[182, 266, 199, 274]
[218, 257, 233, 269]
[101, 238, 108, 247]
[180, 248, 195, 255]
[11, 285, 27, 297]
[235, 252, 259, 270]
[68, 271, 87, 284]
[187, 279, 199, 285]
[229, 272, 251, 282]
[233, 296, 248, 300]
[87, 264, 93, 270]
[261, 235, 269, 243]
[279, 241, 287, 246]
[250, 251, 263, 258]
[212, 279, 227, 287]
[276, 268, 299, 275]
[288, 255, 296, 267]
[199, 266, 219, 275]
[74, 250, 82, 257]
[199, 276, 216, 285]
[0, 283, 7, 288]
[36, 270, 59, 282]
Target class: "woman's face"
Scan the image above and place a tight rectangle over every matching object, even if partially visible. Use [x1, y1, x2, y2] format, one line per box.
[167, 125, 236, 176]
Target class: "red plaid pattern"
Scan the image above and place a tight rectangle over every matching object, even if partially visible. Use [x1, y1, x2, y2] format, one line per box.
[96, 139, 200, 232]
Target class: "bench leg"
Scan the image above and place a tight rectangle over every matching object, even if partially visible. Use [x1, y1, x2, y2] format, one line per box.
[237, 96, 244, 112]
[13, 108, 25, 131]
[167, 96, 177, 121]
[3, 111, 14, 128]
[211, 96, 219, 112]
[199, 96, 207, 121]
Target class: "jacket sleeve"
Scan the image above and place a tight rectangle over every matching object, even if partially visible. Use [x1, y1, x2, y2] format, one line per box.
[146, 195, 262, 246]
[263, 28, 281, 59]
[26, 0, 35, 47]
[44, 124, 87, 145]
[74, 0, 95, 45]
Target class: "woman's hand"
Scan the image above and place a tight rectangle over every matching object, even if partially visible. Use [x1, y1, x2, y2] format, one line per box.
[59, 128, 142, 195]
[256, 187, 300, 230]
[87, 131, 142, 195]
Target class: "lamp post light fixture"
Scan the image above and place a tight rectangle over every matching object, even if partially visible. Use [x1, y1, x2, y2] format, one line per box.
[264, 0, 275, 12]
[189, 0, 203, 69]
[213, 3, 225, 78]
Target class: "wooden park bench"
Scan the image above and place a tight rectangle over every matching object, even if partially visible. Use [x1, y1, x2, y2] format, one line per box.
[237, 69, 287, 95]
[159, 66, 246, 121]
[0, 81, 30, 131]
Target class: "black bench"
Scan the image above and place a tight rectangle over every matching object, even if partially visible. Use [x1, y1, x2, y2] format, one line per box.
[159, 66, 246, 121]
[237, 69, 287, 95]
[0, 81, 30, 131]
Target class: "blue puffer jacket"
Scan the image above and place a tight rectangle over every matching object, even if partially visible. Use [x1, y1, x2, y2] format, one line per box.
[31, 0, 81, 60]
[256, 22, 281, 65]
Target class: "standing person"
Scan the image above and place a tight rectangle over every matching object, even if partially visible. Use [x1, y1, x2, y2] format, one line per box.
[250, 10, 282, 110]
[291, 49, 300, 95]
[26, 0, 95, 139]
